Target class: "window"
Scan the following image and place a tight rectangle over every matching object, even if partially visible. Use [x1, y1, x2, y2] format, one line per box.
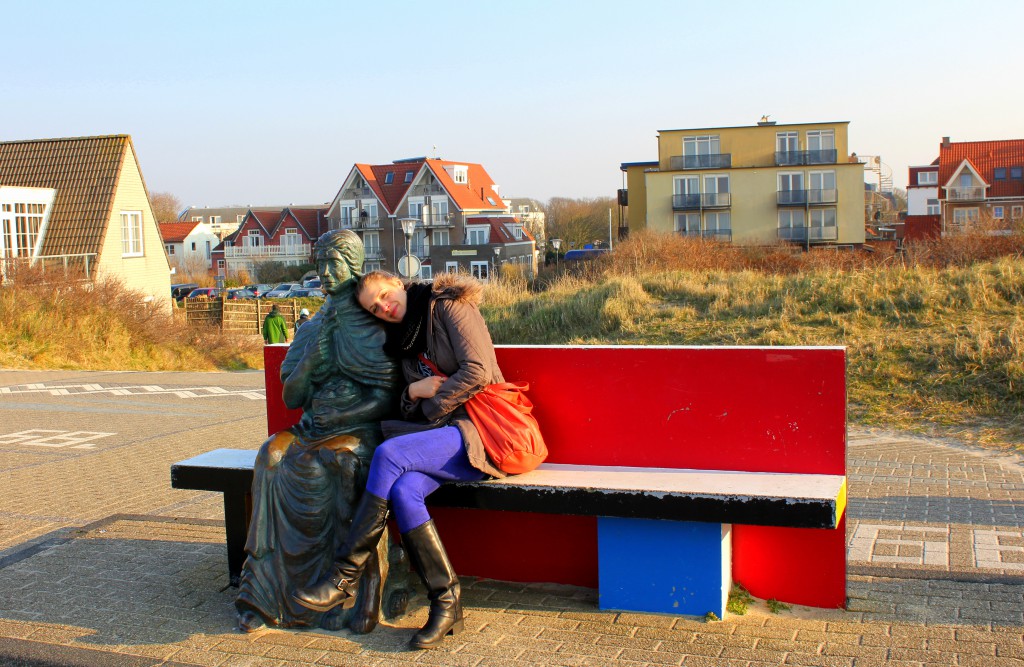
[778, 172, 804, 191]
[189, 242, 195, 251]
[432, 229, 449, 246]
[453, 166, 468, 184]
[466, 226, 488, 245]
[237, 214, 245, 223]
[809, 208, 837, 228]
[809, 171, 836, 202]
[806, 130, 835, 151]
[445, 261, 459, 273]
[683, 135, 719, 156]
[1012, 167, 1023, 180]
[918, 171, 938, 185]
[121, 211, 144, 256]
[1012, 205, 1023, 220]
[952, 208, 979, 225]
[993, 206, 1005, 219]
[704, 211, 731, 232]
[166, 244, 175, 255]
[926, 198, 940, 215]
[703, 174, 729, 206]
[404, 171, 414, 183]
[364, 261, 381, 273]
[776, 132, 798, 152]
[363, 231, 380, 256]
[191, 216, 203, 222]
[384, 172, 394, 184]
[995, 168, 1007, 181]
[511, 225, 524, 240]
[674, 212, 700, 235]
[209, 215, 222, 225]
[470, 260, 489, 280]
[205, 241, 211, 258]
[420, 265, 433, 279]
[408, 201, 423, 219]
[778, 209, 805, 229]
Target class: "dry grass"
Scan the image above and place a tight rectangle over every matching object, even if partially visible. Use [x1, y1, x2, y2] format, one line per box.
[0, 267, 263, 371]
[484, 232, 1024, 450]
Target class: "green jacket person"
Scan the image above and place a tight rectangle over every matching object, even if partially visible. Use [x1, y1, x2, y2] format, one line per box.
[262, 305, 289, 343]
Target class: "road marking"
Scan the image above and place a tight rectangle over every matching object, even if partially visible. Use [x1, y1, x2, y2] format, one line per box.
[973, 528, 1024, 571]
[0, 383, 265, 400]
[847, 523, 949, 566]
[0, 429, 116, 449]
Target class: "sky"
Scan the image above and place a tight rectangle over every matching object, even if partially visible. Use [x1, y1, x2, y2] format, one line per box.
[4, 0, 1023, 209]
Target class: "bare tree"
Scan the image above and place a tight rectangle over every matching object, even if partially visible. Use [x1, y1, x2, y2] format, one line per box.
[546, 197, 616, 250]
[151, 191, 183, 224]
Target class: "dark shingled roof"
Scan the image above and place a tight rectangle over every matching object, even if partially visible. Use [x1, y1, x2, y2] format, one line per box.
[0, 135, 132, 257]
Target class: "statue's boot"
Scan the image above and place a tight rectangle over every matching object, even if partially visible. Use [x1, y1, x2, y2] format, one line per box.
[404, 520, 464, 650]
[292, 493, 389, 612]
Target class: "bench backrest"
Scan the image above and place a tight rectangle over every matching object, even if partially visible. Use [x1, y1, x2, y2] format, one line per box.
[264, 344, 846, 477]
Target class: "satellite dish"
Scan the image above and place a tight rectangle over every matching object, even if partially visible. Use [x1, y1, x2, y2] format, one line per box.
[398, 255, 421, 278]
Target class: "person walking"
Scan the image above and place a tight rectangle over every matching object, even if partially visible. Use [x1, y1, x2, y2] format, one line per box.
[295, 308, 310, 329]
[292, 270, 506, 650]
[262, 304, 289, 343]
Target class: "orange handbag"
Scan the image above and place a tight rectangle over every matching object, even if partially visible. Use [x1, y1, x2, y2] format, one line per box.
[419, 355, 548, 474]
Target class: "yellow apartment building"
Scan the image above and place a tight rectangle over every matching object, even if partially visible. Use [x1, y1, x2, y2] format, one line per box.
[620, 120, 866, 246]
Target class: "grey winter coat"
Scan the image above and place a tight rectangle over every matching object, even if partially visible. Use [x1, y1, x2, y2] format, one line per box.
[381, 273, 506, 478]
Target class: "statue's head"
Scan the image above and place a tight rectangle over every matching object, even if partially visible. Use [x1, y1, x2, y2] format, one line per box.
[313, 230, 365, 296]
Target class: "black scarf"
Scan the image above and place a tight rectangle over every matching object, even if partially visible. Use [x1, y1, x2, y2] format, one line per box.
[383, 282, 433, 358]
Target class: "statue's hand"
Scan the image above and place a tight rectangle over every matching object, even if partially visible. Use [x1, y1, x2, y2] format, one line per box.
[312, 404, 345, 431]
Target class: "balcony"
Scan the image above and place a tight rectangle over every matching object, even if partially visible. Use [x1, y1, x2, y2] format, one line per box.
[224, 243, 311, 258]
[669, 153, 732, 170]
[777, 226, 839, 242]
[364, 248, 383, 261]
[774, 149, 838, 166]
[346, 187, 372, 198]
[421, 214, 454, 227]
[679, 229, 732, 241]
[672, 193, 731, 210]
[949, 186, 985, 201]
[777, 190, 808, 205]
[410, 184, 446, 196]
[341, 216, 381, 229]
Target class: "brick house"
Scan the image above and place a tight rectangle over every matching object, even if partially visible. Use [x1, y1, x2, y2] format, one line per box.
[212, 207, 327, 277]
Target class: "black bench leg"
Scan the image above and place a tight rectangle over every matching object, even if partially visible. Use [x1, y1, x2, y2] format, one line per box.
[223, 492, 252, 587]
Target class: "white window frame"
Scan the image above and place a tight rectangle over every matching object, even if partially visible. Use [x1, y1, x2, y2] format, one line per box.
[363, 231, 380, 254]
[809, 208, 837, 228]
[445, 261, 459, 273]
[806, 130, 835, 151]
[674, 212, 700, 235]
[1012, 205, 1023, 220]
[673, 175, 699, 195]
[778, 172, 804, 191]
[453, 166, 468, 184]
[466, 226, 489, 245]
[992, 206, 1005, 220]
[420, 265, 433, 279]
[120, 210, 144, 257]
[776, 132, 798, 152]
[432, 229, 450, 246]
[778, 209, 805, 229]
[209, 215, 222, 226]
[683, 135, 719, 156]
[952, 207, 979, 225]
[918, 171, 938, 185]
[245, 229, 262, 247]
[470, 260, 489, 280]
[166, 244, 175, 255]
[926, 198, 940, 215]
[704, 211, 731, 232]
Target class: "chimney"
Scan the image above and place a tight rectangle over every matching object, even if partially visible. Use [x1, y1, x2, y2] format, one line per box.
[941, 136, 951, 148]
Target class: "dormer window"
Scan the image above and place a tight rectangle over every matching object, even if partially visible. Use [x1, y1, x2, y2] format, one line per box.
[995, 168, 1007, 181]
[384, 172, 394, 185]
[405, 171, 414, 183]
[453, 166, 468, 184]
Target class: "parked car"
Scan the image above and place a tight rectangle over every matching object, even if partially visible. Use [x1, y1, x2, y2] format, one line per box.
[246, 284, 275, 298]
[171, 283, 199, 302]
[286, 287, 325, 298]
[186, 287, 221, 299]
[225, 288, 256, 300]
[302, 278, 322, 289]
[264, 283, 301, 298]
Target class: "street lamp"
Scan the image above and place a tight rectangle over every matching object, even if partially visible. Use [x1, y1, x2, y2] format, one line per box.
[492, 246, 501, 282]
[400, 218, 418, 279]
[551, 238, 561, 271]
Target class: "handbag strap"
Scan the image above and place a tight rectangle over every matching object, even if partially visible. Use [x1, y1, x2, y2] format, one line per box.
[418, 352, 446, 379]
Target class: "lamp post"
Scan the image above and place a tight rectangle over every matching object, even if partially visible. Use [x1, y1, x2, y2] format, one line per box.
[492, 246, 501, 282]
[551, 238, 561, 271]
[400, 218, 418, 278]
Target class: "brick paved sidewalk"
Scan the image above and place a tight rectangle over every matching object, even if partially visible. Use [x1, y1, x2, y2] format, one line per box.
[0, 426, 1022, 666]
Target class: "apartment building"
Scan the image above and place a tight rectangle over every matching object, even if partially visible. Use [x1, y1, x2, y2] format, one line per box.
[935, 137, 1024, 234]
[620, 120, 866, 246]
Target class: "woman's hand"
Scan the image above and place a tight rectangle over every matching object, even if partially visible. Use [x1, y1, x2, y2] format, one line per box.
[408, 376, 444, 400]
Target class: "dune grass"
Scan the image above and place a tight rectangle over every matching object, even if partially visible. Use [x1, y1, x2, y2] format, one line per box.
[483, 233, 1024, 449]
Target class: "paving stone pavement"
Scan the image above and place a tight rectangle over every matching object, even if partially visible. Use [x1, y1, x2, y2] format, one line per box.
[1, 372, 1022, 666]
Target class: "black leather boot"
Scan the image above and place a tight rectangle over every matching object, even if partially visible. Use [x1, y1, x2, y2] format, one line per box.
[292, 493, 389, 612]
[403, 520, 464, 650]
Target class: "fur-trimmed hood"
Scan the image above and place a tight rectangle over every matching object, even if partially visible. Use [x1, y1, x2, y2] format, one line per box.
[430, 272, 484, 306]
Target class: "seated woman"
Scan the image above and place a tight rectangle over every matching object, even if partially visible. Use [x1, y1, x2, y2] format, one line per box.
[235, 232, 408, 634]
[292, 270, 506, 650]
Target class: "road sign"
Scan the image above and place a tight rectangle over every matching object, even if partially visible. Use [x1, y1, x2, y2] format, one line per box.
[398, 255, 421, 278]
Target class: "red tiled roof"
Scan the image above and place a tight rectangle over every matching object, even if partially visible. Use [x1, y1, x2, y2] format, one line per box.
[466, 216, 533, 243]
[223, 207, 326, 244]
[159, 222, 200, 244]
[939, 139, 1024, 198]
[363, 161, 424, 213]
[0, 135, 134, 256]
[425, 160, 505, 211]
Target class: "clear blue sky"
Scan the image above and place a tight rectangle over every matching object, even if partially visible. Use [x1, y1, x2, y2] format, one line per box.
[3, 0, 1022, 207]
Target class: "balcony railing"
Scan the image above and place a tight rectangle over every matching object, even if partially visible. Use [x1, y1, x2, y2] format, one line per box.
[777, 190, 808, 205]
[672, 193, 732, 210]
[774, 149, 838, 166]
[777, 226, 839, 242]
[345, 187, 372, 198]
[777, 189, 839, 205]
[809, 188, 838, 204]
[421, 214, 454, 227]
[949, 186, 985, 201]
[224, 243, 311, 258]
[341, 216, 381, 229]
[669, 153, 732, 170]
[678, 229, 733, 241]
[364, 248, 383, 260]
[410, 184, 446, 196]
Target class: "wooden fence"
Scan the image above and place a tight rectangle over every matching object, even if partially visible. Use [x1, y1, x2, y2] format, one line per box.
[181, 298, 304, 334]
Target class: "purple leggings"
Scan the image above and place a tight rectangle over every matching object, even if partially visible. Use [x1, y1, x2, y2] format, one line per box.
[365, 426, 485, 533]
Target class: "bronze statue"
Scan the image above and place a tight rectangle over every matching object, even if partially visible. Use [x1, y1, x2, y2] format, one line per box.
[235, 229, 411, 633]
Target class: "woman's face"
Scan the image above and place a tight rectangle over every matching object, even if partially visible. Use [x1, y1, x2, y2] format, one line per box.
[358, 277, 407, 323]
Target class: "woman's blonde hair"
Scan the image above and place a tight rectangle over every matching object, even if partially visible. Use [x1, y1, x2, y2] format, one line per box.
[355, 270, 403, 299]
